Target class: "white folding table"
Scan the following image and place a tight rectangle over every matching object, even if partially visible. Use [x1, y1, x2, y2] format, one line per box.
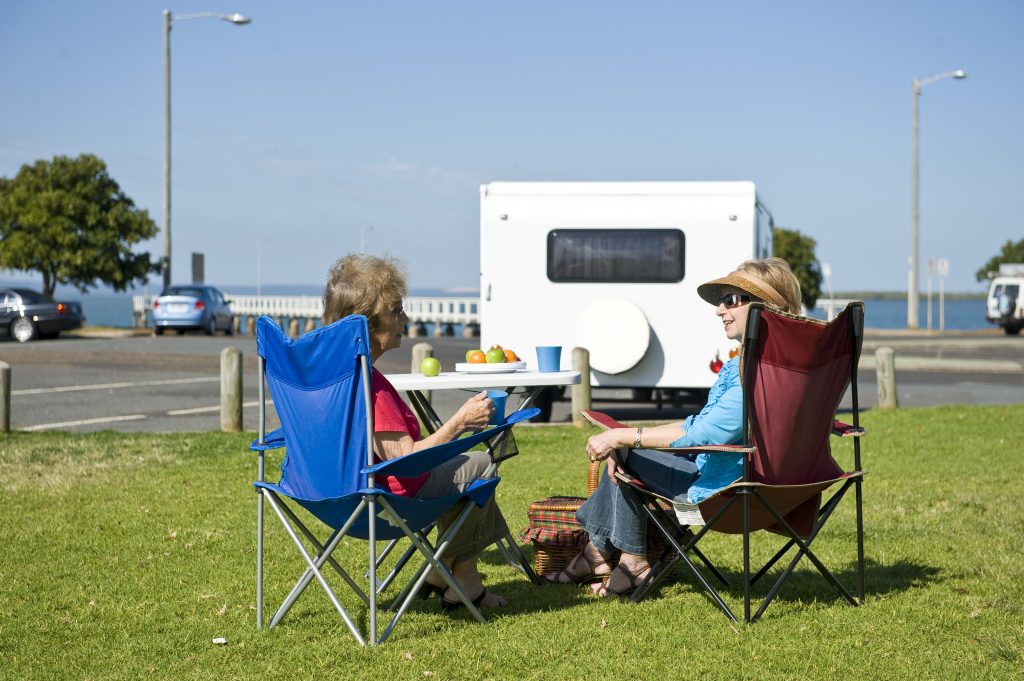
[382, 369, 581, 584]
[385, 369, 582, 439]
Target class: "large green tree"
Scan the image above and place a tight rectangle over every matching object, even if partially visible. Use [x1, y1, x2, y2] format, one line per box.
[0, 153, 159, 296]
[975, 238, 1024, 281]
[772, 226, 822, 310]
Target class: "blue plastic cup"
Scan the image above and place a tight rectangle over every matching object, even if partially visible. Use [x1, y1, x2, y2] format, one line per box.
[487, 390, 508, 425]
[536, 345, 562, 372]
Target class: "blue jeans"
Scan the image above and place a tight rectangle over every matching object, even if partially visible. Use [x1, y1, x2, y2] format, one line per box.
[575, 449, 701, 555]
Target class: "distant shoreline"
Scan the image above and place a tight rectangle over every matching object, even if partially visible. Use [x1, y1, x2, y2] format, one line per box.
[832, 291, 986, 301]
[0, 277, 991, 301]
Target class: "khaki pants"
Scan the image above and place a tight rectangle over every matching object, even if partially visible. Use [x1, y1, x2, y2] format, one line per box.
[415, 450, 508, 563]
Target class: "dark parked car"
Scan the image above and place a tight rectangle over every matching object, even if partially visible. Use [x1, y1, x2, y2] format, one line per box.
[0, 287, 85, 342]
[152, 285, 234, 335]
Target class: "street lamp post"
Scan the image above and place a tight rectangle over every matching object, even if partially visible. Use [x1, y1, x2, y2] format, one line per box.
[909, 68, 966, 329]
[162, 9, 251, 291]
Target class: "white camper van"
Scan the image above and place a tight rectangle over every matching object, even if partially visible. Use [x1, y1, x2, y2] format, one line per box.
[479, 181, 773, 418]
[986, 263, 1024, 335]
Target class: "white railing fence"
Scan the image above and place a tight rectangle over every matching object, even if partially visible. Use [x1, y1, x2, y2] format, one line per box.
[818, 298, 858, 321]
[132, 295, 480, 336]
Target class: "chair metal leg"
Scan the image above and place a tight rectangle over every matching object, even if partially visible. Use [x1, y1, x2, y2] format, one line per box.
[855, 476, 865, 603]
[368, 497, 377, 646]
[621, 485, 738, 621]
[742, 488, 751, 623]
[377, 497, 486, 644]
[273, 502, 369, 608]
[495, 533, 541, 584]
[749, 487, 858, 622]
[263, 492, 366, 644]
[269, 497, 369, 628]
[256, 487, 264, 629]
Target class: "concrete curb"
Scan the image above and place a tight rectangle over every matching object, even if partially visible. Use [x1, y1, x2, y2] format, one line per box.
[858, 355, 1023, 374]
[67, 327, 153, 339]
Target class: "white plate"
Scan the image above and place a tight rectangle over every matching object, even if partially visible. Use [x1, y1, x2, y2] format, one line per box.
[454, 361, 527, 374]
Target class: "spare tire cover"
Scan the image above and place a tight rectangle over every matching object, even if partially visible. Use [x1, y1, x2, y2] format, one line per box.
[574, 297, 651, 374]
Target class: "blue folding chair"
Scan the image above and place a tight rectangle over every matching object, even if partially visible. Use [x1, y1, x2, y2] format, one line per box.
[252, 314, 538, 644]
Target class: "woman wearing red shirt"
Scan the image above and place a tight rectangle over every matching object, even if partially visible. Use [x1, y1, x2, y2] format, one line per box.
[322, 254, 509, 610]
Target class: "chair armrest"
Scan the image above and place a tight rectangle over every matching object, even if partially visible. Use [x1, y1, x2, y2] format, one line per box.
[584, 410, 754, 455]
[581, 410, 628, 430]
[832, 420, 866, 437]
[362, 407, 540, 477]
[250, 428, 286, 451]
[654, 444, 756, 455]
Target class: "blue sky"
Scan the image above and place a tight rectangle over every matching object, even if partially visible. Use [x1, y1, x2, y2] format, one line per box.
[1, 0, 1022, 294]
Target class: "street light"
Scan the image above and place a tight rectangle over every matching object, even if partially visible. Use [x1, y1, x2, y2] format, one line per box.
[908, 68, 966, 329]
[162, 9, 251, 291]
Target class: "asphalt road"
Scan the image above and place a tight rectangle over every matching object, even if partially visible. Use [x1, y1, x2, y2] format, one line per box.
[1, 329, 1021, 433]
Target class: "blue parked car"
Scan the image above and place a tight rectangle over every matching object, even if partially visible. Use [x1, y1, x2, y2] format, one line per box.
[152, 285, 234, 335]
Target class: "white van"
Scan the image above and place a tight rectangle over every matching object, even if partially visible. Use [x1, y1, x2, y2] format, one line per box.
[986, 263, 1024, 335]
[479, 181, 773, 418]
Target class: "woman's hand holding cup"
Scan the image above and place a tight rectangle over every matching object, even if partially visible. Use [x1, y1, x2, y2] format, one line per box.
[456, 391, 495, 432]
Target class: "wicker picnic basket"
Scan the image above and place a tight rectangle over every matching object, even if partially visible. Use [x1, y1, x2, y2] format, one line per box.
[518, 495, 588, 576]
[519, 459, 667, 576]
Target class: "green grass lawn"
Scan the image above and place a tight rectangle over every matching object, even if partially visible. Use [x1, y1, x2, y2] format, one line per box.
[1, 405, 1022, 680]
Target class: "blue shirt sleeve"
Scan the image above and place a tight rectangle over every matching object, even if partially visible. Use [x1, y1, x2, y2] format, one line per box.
[668, 357, 745, 504]
[669, 358, 744, 448]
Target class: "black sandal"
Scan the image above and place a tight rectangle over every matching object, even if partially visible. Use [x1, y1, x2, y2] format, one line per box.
[418, 583, 446, 600]
[439, 588, 489, 611]
[595, 562, 651, 598]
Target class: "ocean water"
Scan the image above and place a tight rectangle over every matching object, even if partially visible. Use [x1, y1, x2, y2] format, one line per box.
[68, 292, 991, 332]
[810, 298, 989, 331]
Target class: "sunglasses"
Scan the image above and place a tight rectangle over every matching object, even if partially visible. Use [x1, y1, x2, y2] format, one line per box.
[717, 293, 752, 309]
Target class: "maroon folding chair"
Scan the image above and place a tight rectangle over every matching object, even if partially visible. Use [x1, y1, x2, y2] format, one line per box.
[586, 301, 866, 622]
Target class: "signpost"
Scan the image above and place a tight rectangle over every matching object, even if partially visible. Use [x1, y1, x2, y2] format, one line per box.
[927, 258, 949, 331]
[937, 258, 949, 331]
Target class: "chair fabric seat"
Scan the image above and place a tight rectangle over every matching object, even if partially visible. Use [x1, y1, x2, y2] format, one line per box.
[254, 477, 499, 540]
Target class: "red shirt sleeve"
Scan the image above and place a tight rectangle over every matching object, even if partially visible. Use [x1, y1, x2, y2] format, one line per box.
[369, 369, 427, 497]
[371, 369, 422, 439]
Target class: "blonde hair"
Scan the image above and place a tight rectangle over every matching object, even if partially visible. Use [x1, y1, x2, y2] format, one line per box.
[736, 257, 802, 314]
[322, 254, 408, 330]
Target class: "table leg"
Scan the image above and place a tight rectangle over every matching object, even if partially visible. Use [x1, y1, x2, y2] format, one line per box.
[405, 389, 444, 434]
[403, 386, 546, 585]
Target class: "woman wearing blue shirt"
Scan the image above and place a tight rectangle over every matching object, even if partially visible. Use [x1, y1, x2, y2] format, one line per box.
[546, 257, 804, 596]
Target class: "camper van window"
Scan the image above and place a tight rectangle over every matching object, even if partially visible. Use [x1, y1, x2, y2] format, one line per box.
[547, 229, 685, 283]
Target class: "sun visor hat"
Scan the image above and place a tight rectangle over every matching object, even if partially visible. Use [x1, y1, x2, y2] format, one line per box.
[697, 270, 788, 310]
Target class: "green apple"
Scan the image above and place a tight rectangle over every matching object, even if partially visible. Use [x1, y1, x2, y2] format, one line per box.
[420, 356, 441, 377]
[466, 348, 483, 362]
[485, 347, 506, 364]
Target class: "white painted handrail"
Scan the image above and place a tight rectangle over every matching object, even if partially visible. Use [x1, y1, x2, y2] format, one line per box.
[132, 294, 480, 326]
[818, 298, 858, 320]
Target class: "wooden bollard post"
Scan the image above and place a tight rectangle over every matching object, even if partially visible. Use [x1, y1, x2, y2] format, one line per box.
[246, 316, 255, 336]
[287, 318, 300, 338]
[411, 342, 434, 405]
[221, 347, 243, 432]
[875, 347, 898, 410]
[232, 316, 241, 335]
[304, 318, 315, 334]
[572, 347, 592, 427]
[0, 361, 10, 433]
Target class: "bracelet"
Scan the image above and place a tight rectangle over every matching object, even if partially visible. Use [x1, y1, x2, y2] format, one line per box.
[633, 427, 644, 449]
